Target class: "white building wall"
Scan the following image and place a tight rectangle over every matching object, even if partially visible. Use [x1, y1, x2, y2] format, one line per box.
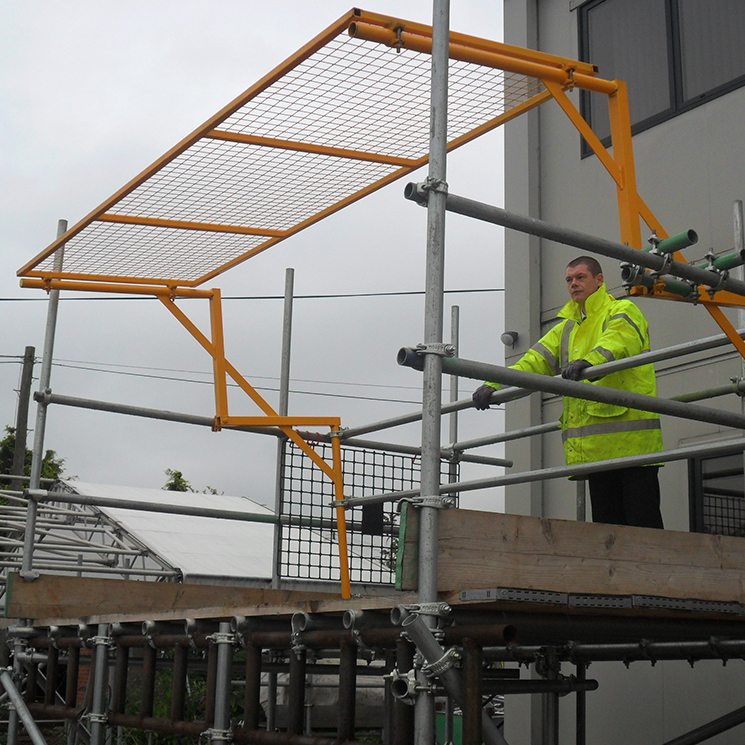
[502, 1, 745, 742]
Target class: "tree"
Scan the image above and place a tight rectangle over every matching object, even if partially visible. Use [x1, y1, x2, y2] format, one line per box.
[0, 426, 64, 480]
[162, 468, 222, 494]
[162, 468, 191, 492]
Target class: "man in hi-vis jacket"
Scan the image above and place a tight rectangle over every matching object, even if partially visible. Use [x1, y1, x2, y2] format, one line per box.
[473, 256, 664, 528]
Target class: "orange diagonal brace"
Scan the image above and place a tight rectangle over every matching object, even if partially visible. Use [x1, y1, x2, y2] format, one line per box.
[158, 296, 338, 481]
[543, 81, 622, 187]
[223, 360, 337, 481]
[608, 81, 642, 248]
[223, 416, 342, 427]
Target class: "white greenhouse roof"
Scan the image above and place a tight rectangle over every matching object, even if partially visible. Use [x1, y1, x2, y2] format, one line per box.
[63, 480, 276, 580]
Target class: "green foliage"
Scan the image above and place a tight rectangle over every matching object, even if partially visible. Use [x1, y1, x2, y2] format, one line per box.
[119, 654, 244, 745]
[0, 425, 64, 480]
[162, 468, 191, 492]
[163, 468, 222, 495]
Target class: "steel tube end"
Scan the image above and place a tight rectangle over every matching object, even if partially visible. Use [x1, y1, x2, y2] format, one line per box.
[290, 613, 308, 634]
[656, 229, 698, 254]
[390, 605, 411, 626]
[403, 181, 429, 205]
[397, 347, 424, 371]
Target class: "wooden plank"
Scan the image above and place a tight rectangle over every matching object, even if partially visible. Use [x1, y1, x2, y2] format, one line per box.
[399, 509, 745, 604]
[5, 573, 415, 625]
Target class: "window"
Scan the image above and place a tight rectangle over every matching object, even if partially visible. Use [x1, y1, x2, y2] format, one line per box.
[578, 0, 745, 151]
[689, 448, 745, 535]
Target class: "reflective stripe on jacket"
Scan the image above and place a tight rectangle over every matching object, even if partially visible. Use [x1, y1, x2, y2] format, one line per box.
[487, 284, 662, 465]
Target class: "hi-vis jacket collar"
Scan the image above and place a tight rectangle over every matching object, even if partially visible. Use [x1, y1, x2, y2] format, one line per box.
[558, 283, 612, 323]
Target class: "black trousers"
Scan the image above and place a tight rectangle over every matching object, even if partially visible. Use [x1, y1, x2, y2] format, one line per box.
[588, 466, 663, 529]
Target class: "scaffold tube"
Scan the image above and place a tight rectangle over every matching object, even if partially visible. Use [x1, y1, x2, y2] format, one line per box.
[395, 611, 509, 745]
[404, 188, 745, 298]
[400, 352, 745, 430]
[342, 436, 745, 507]
[0, 669, 49, 745]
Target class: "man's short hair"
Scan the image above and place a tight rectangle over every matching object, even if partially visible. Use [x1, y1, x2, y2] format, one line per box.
[567, 256, 603, 277]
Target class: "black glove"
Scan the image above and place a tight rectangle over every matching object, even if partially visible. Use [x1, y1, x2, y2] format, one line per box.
[472, 384, 496, 410]
[561, 359, 592, 381]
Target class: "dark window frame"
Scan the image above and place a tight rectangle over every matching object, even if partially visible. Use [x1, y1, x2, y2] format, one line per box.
[577, 0, 745, 158]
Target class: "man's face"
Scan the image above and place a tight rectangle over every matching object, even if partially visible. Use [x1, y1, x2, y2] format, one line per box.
[565, 263, 603, 306]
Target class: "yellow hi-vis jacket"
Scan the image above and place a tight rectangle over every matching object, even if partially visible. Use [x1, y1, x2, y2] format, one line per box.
[487, 284, 663, 465]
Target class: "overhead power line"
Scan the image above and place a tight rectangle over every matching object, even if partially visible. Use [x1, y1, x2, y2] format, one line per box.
[0, 287, 504, 302]
[50, 362, 423, 405]
[51, 358, 422, 391]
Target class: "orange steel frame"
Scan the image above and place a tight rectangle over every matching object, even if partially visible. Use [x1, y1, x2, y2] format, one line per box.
[19, 8, 745, 599]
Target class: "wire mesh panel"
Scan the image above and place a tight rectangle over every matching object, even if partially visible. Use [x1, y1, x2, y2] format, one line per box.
[695, 451, 745, 535]
[19, 9, 563, 286]
[280, 441, 457, 585]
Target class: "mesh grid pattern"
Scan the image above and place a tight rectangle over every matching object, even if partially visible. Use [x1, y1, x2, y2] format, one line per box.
[699, 452, 745, 536]
[23, 20, 544, 285]
[221, 36, 542, 158]
[110, 141, 398, 229]
[35, 222, 267, 280]
[280, 441, 457, 585]
[702, 493, 745, 536]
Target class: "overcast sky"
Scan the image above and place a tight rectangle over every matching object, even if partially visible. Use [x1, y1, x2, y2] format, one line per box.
[0, 1, 507, 509]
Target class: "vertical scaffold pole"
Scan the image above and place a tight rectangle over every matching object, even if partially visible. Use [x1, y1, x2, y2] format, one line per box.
[449, 306, 460, 487]
[272, 267, 294, 590]
[89, 625, 110, 745]
[9, 220, 67, 745]
[735, 201, 745, 488]
[21, 219, 67, 577]
[211, 622, 234, 745]
[416, 0, 450, 742]
[11, 346, 36, 493]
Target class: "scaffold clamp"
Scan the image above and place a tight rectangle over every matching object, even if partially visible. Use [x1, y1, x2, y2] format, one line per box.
[385, 668, 420, 704]
[415, 342, 456, 357]
[730, 376, 745, 397]
[401, 495, 455, 510]
[90, 634, 113, 648]
[422, 647, 461, 678]
[403, 178, 449, 206]
[207, 631, 236, 646]
[201, 728, 233, 743]
[401, 602, 452, 620]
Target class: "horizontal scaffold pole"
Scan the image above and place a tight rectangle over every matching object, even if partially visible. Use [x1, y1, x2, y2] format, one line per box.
[344, 325, 745, 441]
[343, 437, 745, 507]
[28, 489, 333, 531]
[404, 186, 745, 298]
[400, 351, 745, 431]
[38, 392, 509, 466]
